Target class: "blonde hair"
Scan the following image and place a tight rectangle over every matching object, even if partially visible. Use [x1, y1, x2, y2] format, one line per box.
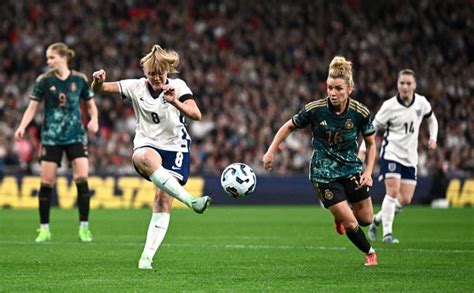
[328, 56, 354, 87]
[47, 42, 75, 62]
[140, 45, 179, 74]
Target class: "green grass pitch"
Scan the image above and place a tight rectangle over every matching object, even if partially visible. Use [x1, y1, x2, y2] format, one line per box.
[0, 206, 473, 291]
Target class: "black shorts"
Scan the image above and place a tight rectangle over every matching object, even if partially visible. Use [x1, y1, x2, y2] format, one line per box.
[313, 173, 370, 208]
[40, 144, 88, 166]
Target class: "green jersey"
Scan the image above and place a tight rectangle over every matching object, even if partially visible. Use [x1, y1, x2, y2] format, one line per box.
[292, 98, 375, 183]
[30, 70, 93, 145]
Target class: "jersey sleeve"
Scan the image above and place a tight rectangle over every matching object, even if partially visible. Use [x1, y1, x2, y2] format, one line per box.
[361, 113, 376, 137]
[118, 79, 140, 100]
[292, 107, 311, 129]
[30, 78, 45, 101]
[80, 77, 93, 101]
[175, 79, 193, 101]
[422, 96, 433, 118]
[373, 101, 390, 130]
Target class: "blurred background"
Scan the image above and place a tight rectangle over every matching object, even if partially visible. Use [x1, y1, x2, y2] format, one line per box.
[0, 0, 473, 205]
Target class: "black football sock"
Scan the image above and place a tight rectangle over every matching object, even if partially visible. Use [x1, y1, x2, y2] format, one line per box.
[76, 178, 90, 222]
[346, 225, 371, 254]
[38, 184, 53, 224]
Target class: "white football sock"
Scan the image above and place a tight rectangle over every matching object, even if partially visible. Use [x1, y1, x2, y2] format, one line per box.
[381, 195, 397, 236]
[40, 224, 49, 230]
[150, 167, 193, 207]
[374, 210, 382, 225]
[141, 213, 170, 260]
[80, 221, 89, 229]
[395, 199, 403, 213]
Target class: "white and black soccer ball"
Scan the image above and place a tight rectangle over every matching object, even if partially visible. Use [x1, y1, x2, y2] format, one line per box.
[220, 163, 257, 198]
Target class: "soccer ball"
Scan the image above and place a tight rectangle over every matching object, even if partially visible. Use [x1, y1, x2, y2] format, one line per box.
[221, 163, 257, 198]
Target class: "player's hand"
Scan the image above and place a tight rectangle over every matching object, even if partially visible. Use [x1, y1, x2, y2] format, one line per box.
[14, 127, 25, 140]
[87, 119, 99, 135]
[263, 152, 274, 171]
[357, 171, 373, 189]
[162, 84, 176, 103]
[428, 139, 437, 150]
[92, 69, 106, 83]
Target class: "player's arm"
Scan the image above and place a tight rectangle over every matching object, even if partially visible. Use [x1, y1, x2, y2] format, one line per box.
[359, 133, 376, 188]
[91, 69, 120, 95]
[263, 119, 297, 171]
[161, 84, 202, 121]
[425, 112, 438, 150]
[85, 98, 99, 134]
[14, 100, 39, 140]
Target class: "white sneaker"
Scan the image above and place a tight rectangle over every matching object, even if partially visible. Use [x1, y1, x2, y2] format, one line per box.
[191, 196, 212, 214]
[382, 234, 400, 244]
[138, 256, 153, 269]
[368, 223, 377, 241]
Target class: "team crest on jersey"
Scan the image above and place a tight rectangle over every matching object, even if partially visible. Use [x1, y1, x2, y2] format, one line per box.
[49, 85, 57, 92]
[345, 119, 354, 129]
[416, 109, 422, 117]
[324, 189, 334, 200]
[388, 162, 397, 172]
[70, 82, 77, 92]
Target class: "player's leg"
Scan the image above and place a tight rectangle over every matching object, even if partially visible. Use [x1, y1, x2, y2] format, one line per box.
[71, 157, 92, 242]
[36, 161, 58, 242]
[132, 147, 210, 213]
[139, 189, 173, 269]
[369, 160, 401, 242]
[329, 201, 377, 266]
[379, 178, 400, 243]
[68, 144, 92, 242]
[35, 145, 61, 242]
[313, 180, 376, 265]
[351, 197, 373, 227]
[396, 165, 417, 209]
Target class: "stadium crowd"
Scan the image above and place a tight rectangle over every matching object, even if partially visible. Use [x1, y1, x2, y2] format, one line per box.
[1, 0, 473, 178]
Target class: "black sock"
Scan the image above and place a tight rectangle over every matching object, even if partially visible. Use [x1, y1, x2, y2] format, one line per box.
[346, 225, 371, 254]
[76, 179, 90, 222]
[38, 184, 53, 224]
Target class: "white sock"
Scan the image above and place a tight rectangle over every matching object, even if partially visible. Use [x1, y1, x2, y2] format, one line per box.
[374, 211, 382, 225]
[381, 195, 397, 236]
[80, 221, 89, 229]
[150, 167, 193, 207]
[368, 247, 375, 254]
[395, 199, 403, 213]
[141, 213, 170, 259]
[40, 224, 50, 230]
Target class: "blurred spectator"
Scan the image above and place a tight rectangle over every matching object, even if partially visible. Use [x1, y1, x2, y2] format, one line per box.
[1, 0, 473, 177]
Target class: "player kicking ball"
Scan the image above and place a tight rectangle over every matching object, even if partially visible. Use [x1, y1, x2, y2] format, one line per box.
[92, 45, 211, 269]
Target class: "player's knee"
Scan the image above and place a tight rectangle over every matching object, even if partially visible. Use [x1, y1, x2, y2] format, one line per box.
[358, 218, 372, 227]
[398, 198, 411, 206]
[342, 218, 359, 230]
[132, 151, 154, 171]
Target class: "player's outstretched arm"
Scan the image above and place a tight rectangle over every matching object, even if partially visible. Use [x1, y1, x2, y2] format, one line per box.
[91, 69, 120, 95]
[263, 119, 297, 171]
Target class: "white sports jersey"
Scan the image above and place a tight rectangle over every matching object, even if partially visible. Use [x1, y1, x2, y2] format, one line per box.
[118, 77, 193, 152]
[375, 93, 433, 167]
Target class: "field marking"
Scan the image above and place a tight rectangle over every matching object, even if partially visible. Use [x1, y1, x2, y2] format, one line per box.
[1, 240, 473, 254]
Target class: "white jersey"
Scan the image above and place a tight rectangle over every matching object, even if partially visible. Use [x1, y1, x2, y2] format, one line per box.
[375, 93, 433, 167]
[118, 77, 193, 152]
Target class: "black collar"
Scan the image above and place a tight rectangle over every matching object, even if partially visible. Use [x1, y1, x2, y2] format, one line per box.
[146, 79, 169, 99]
[397, 94, 416, 107]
